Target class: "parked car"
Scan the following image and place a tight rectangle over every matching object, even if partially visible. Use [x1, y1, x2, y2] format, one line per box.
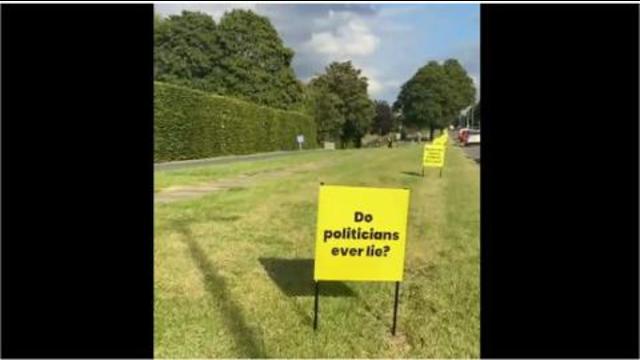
[458, 128, 469, 143]
[463, 129, 480, 146]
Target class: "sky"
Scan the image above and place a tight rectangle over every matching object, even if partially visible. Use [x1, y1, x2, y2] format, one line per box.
[155, 3, 479, 104]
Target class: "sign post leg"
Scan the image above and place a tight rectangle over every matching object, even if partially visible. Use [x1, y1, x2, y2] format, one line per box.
[391, 281, 400, 336]
[313, 281, 320, 331]
[421, 166, 424, 177]
[439, 167, 442, 178]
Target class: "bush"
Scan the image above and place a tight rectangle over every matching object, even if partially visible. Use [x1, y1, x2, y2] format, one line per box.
[155, 82, 317, 161]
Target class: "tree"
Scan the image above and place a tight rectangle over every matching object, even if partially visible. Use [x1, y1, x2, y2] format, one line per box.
[154, 10, 304, 110]
[309, 61, 375, 148]
[394, 61, 446, 140]
[154, 11, 221, 91]
[215, 10, 304, 110]
[394, 59, 475, 140]
[442, 59, 476, 128]
[305, 84, 345, 144]
[371, 100, 394, 135]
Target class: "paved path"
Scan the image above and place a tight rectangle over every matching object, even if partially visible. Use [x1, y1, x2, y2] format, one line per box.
[155, 149, 323, 171]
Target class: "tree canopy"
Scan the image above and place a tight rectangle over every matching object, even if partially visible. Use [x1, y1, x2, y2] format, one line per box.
[305, 84, 345, 144]
[371, 100, 394, 135]
[154, 10, 303, 110]
[394, 59, 475, 139]
[309, 61, 375, 148]
[215, 10, 303, 109]
[154, 11, 220, 89]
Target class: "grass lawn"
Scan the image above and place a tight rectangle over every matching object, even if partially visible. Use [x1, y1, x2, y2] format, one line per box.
[154, 142, 479, 358]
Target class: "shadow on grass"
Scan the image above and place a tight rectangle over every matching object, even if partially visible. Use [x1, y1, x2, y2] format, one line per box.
[401, 171, 423, 177]
[170, 218, 265, 358]
[258, 258, 355, 297]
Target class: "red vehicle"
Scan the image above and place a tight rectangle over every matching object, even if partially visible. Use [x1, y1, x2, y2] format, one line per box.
[461, 129, 480, 146]
[458, 128, 469, 143]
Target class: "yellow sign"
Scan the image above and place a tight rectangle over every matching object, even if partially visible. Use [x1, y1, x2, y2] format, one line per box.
[423, 144, 445, 167]
[433, 137, 446, 145]
[433, 132, 448, 144]
[314, 185, 410, 282]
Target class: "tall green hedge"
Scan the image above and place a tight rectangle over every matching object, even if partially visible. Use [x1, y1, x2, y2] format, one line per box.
[155, 82, 317, 162]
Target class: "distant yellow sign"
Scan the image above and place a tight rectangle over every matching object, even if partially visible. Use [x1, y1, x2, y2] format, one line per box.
[423, 144, 445, 168]
[313, 185, 410, 282]
[433, 132, 448, 145]
[433, 137, 447, 145]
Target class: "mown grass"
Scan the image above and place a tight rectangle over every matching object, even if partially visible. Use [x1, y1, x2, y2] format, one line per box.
[154, 141, 479, 358]
[154, 150, 353, 192]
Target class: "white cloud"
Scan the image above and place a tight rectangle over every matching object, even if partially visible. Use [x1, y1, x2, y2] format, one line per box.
[357, 65, 399, 99]
[305, 15, 379, 57]
[378, 5, 425, 18]
[367, 77, 383, 97]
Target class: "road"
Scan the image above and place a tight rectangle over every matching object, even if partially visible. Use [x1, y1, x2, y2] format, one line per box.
[448, 130, 480, 164]
[461, 144, 480, 164]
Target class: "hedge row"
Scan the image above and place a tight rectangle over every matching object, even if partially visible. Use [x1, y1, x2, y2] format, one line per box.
[155, 82, 317, 162]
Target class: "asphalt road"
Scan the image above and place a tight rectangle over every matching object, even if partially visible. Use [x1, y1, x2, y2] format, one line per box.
[447, 130, 480, 164]
[460, 144, 480, 164]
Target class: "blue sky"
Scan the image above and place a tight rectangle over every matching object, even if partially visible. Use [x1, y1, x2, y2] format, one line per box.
[155, 3, 479, 104]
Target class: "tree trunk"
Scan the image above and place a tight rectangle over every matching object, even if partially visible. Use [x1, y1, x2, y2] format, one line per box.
[429, 126, 434, 142]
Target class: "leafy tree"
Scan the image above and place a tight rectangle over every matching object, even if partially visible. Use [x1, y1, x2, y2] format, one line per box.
[305, 84, 345, 144]
[442, 59, 476, 127]
[154, 10, 303, 110]
[371, 100, 394, 135]
[394, 61, 446, 140]
[154, 11, 221, 91]
[310, 61, 375, 148]
[394, 59, 475, 140]
[452, 114, 462, 128]
[215, 9, 303, 109]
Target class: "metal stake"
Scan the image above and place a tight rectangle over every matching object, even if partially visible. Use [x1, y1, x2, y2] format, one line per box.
[391, 281, 400, 335]
[313, 281, 320, 331]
